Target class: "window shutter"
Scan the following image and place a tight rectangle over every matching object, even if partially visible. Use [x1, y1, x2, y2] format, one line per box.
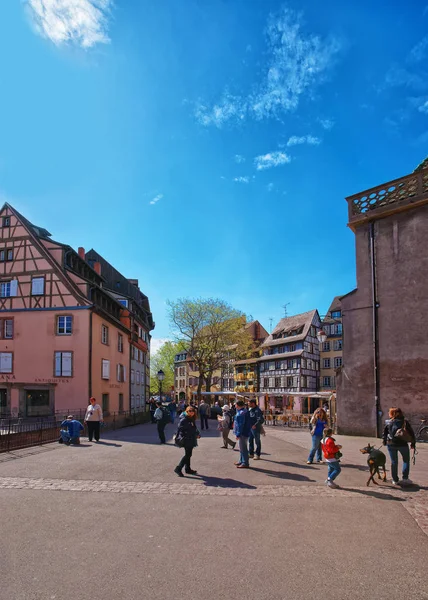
[102, 360, 110, 379]
[10, 280, 18, 297]
[123, 366, 126, 382]
[54, 352, 62, 376]
[117, 364, 121, 382]
[268, 377, 274, 388]
[31, 277, 44, 295]
[0, 352, 12, 373]
[62, 352, 72, 377]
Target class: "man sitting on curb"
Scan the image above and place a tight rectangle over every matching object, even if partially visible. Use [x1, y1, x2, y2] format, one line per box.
[59, 416, 84, 446]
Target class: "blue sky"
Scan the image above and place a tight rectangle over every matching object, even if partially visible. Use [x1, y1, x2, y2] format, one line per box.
[1, 1, 428, 349]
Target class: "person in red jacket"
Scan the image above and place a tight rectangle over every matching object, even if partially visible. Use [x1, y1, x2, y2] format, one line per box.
[321, 428, 342, 489]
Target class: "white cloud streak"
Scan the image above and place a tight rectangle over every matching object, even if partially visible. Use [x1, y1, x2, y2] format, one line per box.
[319, 118, 335, 130]
[233, 176, 250, 183]
[150, 194, 163, 205]
[234, 154, 246, 163]
[26, 0, 112, 48]
[196, 8, 340, 127]
[254, 151, 291, 171]
[287, 135, 321, 146]
[419, 100, 428, 114]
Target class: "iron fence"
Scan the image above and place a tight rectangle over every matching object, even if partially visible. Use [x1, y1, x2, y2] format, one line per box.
[0, 409, 151, 453]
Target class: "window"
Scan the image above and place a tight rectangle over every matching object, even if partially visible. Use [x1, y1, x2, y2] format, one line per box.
[119, 393, 124, 413]
[310, 326, 315, 337]
[31, 277, 45, 296]
[1, 280, 17, 297]
[323, 325, 330, 335]
[7, 249, 13, 261]
[117, 364, 126, 382]
[57, 315, 72, 335]
[301, 358, 306, 369]
[334, 357, 343, 368]
[287, 376, 293, 387]
[263, 377, 269, 388]
[0, 318, 13, 339]
[331, 310, 341, 319]
[337, 324, 343, 334]
[131, 394, 135, 409]
[118, 334, 123, 353]
[275, 377, 281, 388]
[322, 342, 330, 352]
[117, 299, 128, 307]
[289, 344, 296, 352]
[54, 352, 73, 376]
[101, 325, 109, 345]
[334, 340, 342, 351]
[136, 394, 140, 407]
[131, 369, 135, 384]
[0, 352, 13, 373]
[0, 250, 13, 262]
[323, 376, 331, 387]
[102, 393, 109, 412]
[102, 359, 110, 379]
[275, 360, 281, 369]
[2, 217, 10, 227]
[301, 375, 307, 388]
[323, 358, 331, 369]
[136, 371, 140, 384]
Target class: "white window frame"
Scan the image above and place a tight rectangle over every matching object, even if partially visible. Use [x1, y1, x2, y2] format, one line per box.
[334, 340, 342, 350]
[101, 325, 109, 345]
[334, 357, 343, 368]
[57, 315, 72, 335]
[118, 334, 123, 353]
[102, 359, 110, 380]
[1, 281, 11, 298]
[31, 277, 45, 296]
[323, 376, 331, 387]
[323, 358, 331, 369]
[54, 351, 73, 377]
[136, 370, 140, 385]
[130, 369, 135, 384]
[322, 342, 330, 352]
[0, 352, 13, 373]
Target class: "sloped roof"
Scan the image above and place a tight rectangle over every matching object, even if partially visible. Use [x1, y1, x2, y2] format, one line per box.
[322, 296, 342, 324]
[262, 310, 319, 347]
[3, 203, 52, 239]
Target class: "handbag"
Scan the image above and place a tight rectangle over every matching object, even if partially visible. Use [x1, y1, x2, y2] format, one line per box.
[174, 432, 184, 448]
[335, 450, 343, 459]
[393, 421, 413, 443]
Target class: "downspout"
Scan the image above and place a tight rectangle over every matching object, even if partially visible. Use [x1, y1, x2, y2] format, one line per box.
[89, 310, 93, 398]
[370, 222, 381, 437]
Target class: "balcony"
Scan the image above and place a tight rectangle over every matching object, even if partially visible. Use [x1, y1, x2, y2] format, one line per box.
[346, 167, 428, 231]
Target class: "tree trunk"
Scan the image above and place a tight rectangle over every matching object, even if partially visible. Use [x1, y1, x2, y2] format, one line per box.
[196, 374, 205, 405]
[205, 375, 212, 407]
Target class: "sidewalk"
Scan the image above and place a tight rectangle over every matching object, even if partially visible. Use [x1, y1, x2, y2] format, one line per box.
[1, 422, 427, 600]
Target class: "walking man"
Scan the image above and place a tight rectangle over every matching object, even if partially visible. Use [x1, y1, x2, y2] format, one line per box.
[248, 399, 264, 460]
[233, 399, 251, 468]
[199, 399, 210, 430]
[154, 401, 169, 444]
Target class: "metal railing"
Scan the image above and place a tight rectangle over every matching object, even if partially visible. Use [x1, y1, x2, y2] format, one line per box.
[0, 409, 151, 453]
[263, 411, 336, 431]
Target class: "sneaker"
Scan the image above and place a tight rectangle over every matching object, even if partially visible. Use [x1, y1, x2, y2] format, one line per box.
[237, 464, 249, 468]
[185, 469, 197, 475]
[307, 461, 313, 464]
[232, 442, 236, 449]
[174, 467, 184, 477]
[254, 456, 260, 460]
[234, 462, 242, 466]
[392, 480, 400, 485]
[316, 460, 324, 464]
[327, 480, 339, 489]
[249, 454, 254, 459]
[401, 479, 413, 486]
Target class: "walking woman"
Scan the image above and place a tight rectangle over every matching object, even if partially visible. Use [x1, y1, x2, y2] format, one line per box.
[218, 405, 236, 450]
[383, 407, 416, 485]
[307, 407, 328, 464]
[174, 406, 201, 477]
[84, 397, 103, 442]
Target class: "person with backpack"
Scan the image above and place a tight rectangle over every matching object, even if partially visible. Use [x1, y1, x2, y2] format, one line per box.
[321, 428, 343, 488]
[154, 401, 170, 444]
[248, 399, 264, 460]
[174, 406, 201, 476]
[383, 407, 416, 486]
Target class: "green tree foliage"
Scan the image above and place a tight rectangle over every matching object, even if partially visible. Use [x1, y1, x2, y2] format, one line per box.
[150, 340, 185, 396]
[167, 297, 253, 401]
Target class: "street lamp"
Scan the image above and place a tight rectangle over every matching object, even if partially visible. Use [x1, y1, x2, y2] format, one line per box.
[157, 369, 165, 404]
[317, 329, 327, 345]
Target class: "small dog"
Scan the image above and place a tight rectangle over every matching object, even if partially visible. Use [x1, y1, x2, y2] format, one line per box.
[359, 444, 387, 486]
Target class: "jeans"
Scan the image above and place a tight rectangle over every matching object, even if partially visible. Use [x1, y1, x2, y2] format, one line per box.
[327, 461, 341, 481]
[308, 434, 323, 462]
[157, 421, 166, 443]
[170, 411, 176, 424]
[222, 428, 235, 448]
[178, 446, 193, 472]
[249, 429, 261, 456]
[87, 421, 100, 442]
[200, 414, 209, 430]
[238, 436, 249, 466]
[388, 445, 410, 482]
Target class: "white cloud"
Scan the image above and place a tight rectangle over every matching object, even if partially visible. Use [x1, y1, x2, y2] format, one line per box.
[234, 154, 245, 163]
[195, 8, 340, 127]
[319, 118, 335, 130]
[419, 100, 428, 114]
[151, 338, 170, 356]
[287, 135, 321, 146]
[150, 194, 163, 205]
[233, 176, 250, 183]
[26, 0, 113, 48]
[267, 182, 274, 192]
[410, 35, 428, 62]
[254, 151, 291, 171]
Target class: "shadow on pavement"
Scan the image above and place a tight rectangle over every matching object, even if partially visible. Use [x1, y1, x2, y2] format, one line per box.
[343, 487, 404, 501]
[343, 463, 370, 472]
[95, 441, 122, 447]
[199, 475, 257, 489]
[250, 466, 316, 482]
[0, 445, 60, 462]
[262, 459, 319, 470]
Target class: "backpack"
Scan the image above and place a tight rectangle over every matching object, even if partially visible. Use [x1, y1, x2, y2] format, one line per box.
[390, 420, 413, 443]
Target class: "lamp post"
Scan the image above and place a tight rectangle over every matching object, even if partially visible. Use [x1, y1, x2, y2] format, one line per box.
[157, 369, 165, 404]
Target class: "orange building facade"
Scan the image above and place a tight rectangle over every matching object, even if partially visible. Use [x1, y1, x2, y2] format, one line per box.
[0, 203, 154, 418]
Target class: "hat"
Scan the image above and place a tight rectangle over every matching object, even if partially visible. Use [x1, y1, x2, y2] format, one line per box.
[222, 405, 230, 412]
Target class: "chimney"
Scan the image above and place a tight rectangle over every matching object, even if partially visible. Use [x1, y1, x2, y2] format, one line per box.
[78, 247, 85, 259]
[128, 278, 139, 288]
[94, 262, 102, 276]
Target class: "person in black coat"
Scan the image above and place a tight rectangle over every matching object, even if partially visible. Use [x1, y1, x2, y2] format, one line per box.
[382, 406, 416, 485]
[174, 406, 200, 477]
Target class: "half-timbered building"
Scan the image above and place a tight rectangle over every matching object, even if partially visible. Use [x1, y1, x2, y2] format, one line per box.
[0, 203, 153, 418]
[259, 310, 321, 412]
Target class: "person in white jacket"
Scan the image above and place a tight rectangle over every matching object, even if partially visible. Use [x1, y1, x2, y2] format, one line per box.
[84, 397, 103, 442]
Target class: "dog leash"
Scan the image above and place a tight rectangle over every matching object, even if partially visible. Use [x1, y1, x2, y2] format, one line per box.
[413, 447, 418, 465]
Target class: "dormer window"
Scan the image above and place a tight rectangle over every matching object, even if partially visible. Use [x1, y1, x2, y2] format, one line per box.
[2, 217, 10, 227]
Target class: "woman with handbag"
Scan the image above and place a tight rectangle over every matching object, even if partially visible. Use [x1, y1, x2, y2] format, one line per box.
[382, 407, 416, 486]
[174, 406, 201, 477]
[307, 407, 328, 464]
